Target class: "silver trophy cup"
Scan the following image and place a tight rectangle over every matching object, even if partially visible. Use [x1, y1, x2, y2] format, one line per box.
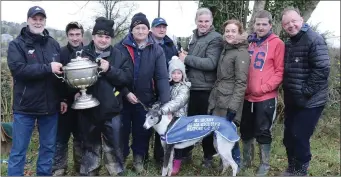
[55, 50, 102, 109]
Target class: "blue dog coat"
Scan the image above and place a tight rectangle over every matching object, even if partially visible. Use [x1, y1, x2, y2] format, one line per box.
[164, 115, 240, 144]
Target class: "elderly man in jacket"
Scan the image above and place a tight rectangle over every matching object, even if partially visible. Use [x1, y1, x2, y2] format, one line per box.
[281, 7, 330, 176]
[114, 12, 170, 173]
[6, 6, 65, 176]
[178, 7, 224, 168]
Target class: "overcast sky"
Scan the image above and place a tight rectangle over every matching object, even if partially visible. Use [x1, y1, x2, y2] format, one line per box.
[1, 1, 340, 47]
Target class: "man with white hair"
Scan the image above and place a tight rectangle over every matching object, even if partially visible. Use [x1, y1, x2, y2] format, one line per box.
[175, 7, 224, 173]
[6, 6, 65, 176]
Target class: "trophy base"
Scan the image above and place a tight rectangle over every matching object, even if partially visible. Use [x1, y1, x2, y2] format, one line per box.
[72, 94, 100, 110]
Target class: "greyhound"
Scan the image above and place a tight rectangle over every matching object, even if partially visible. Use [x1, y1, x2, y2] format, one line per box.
[142, 105, 239, 176]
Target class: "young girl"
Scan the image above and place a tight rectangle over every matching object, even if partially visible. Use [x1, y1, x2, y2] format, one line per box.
[156, 56, 191, 176]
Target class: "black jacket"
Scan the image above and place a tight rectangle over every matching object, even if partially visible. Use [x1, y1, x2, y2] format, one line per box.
[7, 27, 63, 115]
[78, 41, 133, 122]
[60, 43, 83, 106]
[283, 23, 330, 108]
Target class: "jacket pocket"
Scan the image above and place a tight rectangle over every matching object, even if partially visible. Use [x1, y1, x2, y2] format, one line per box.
[19, 84, 44, 110]
[247, 75, 263, 95]
[216, 87, 232, 109]
[204, 72, 216, 83]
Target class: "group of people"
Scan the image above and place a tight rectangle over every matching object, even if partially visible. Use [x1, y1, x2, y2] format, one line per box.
[6, 4, 330, 177]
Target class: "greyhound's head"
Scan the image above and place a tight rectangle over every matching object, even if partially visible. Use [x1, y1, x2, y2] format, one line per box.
[143, 107, 162, 129]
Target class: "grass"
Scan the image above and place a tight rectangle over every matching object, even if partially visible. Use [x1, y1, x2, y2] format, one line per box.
[0, 108, 339, 176]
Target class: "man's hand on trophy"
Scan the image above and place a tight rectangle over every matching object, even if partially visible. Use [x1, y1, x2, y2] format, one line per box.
[99, 59, 110, 72]
[51, 62, 63, 74]
[127, 92, 138, 104]
[60, 102, 68, 114]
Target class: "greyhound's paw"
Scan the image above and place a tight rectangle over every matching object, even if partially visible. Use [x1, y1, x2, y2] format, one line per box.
[220, 167, 227, 175]
[167, 167, 172, 176]
[162, 167, 168, 176]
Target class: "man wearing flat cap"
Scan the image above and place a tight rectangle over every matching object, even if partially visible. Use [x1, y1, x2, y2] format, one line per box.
[6, 6, 66, 176]
[75, 17, 133, 176]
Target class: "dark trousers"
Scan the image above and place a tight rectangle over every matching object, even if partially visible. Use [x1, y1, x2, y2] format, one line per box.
[240, 98, 277, 144]
[283, 105, 324, 164]
[52, 108, 82, 173]
[173, 90, 215, 160]
[121, 99, 152, 159]
[78, 111, 124, 176]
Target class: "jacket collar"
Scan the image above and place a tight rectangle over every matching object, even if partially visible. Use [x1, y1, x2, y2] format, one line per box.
[19, 26, 50, 46]
[149, 31, 174, 45]
[290, 23, 310, 42]
[122, 33, 155, 49]
[66, 42, 83, 53]
[83, 40, 112, 58]
[193, 26, 215, 37]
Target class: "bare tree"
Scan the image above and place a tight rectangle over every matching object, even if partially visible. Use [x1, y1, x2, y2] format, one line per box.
[96, 0, 138, 38]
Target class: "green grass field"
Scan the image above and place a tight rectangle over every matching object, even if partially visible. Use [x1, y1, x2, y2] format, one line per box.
[1, 108, 339, 176]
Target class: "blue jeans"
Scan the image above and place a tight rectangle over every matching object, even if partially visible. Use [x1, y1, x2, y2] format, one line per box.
[7, 113, 58, 176]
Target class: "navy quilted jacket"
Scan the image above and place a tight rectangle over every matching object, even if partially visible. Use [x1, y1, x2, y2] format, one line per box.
[283, 23, 330, 108]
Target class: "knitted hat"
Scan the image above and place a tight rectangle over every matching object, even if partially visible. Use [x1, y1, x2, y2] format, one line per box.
[130, 12, 150, 31]
[168, 56, 187, 82]
[92, 17, 115, 37]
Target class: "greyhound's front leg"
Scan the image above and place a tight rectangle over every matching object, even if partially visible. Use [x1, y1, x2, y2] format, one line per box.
[167, 148, 175, 176]
[162, 144, 174, 176]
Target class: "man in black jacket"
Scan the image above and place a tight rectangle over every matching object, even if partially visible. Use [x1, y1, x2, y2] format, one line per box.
[76, 17, 133, 176]
[6, 6, 65, 176]
[52, 21, 84, 176]
[281, 7, 330, 176]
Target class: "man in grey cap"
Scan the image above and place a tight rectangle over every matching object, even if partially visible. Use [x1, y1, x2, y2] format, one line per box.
[6, 5, 66, 176]
[149, 17, 178, 163]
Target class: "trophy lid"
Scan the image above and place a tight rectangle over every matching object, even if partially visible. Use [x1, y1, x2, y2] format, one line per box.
[63, 50, 98, 70]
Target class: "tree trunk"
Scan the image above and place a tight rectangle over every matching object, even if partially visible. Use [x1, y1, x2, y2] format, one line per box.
[302, 0, 320, 22]
[247, 0, 266, 34]
[243, 0, 250, 28]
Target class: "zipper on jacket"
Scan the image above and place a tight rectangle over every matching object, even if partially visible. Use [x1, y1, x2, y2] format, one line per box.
[19, 86, 27, 105]
[41, 47, 50, 115]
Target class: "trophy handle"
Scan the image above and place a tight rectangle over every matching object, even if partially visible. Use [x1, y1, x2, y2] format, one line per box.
[97, 68, 104, 76]
[54, 73, 65, 82]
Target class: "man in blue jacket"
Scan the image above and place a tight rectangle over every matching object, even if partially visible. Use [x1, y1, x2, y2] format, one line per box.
[6, 6, 66, 176]
[281, 7, 330, 176]
[114, 12, 170, 173]
[150, 17, 179, 163]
